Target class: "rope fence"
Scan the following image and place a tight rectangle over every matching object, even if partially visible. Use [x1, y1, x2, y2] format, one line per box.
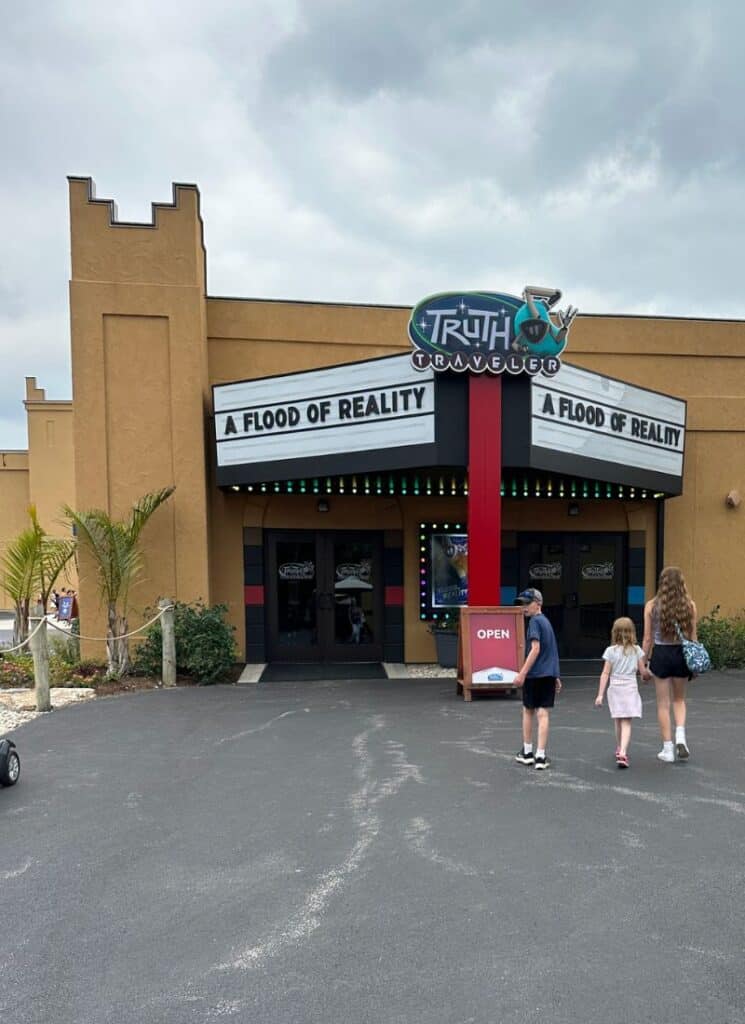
[0, 598, 178, 704]
[1, 604, 174, 652]
[45, 604, 175, 643]
[1, 601, 178, 706]
[0, 615, 48, 654]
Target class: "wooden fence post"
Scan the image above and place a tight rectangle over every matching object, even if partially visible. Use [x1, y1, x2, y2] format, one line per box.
[160, 599, 176, 688]
[29, 615, 51, 712]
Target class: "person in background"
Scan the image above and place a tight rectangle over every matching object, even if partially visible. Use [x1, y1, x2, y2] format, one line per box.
[348, 599, 365, 644]
[643, 566, 697, 762]
[595, 617, 651, 768]
[514, 588, 562, 770]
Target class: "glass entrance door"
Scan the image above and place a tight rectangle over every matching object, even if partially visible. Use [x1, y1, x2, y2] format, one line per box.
[265, 530, 384, 662]
[518, 533, 625, 658]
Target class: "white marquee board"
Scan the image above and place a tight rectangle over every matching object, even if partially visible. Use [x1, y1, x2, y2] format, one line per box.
[214, 354, 436, 470]
[531, 364, 686, 482]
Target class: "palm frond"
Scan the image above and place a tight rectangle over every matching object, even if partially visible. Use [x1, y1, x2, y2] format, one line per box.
[63, 505, 123, 604]
[37, 536, 77, 603]
[63, 488, 173, 612]
[127, 487, 175, 544]
[0, 526, 40, 602]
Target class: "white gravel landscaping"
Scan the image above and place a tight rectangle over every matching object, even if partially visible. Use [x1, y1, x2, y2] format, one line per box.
[0, 688, 96, 733]
[384, 663, 457, 678]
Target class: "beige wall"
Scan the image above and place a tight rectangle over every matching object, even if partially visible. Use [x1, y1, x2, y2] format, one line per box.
[0, 452, 31, 610]
[208, 488, 656, 663]
[204, 297, 745, 650]
[4, 178, 743, 659]
[568, 315, 745, 619]
[0, 378, 77, 611]
[68, 178, 211, 657]
[24, 377, 75, 531]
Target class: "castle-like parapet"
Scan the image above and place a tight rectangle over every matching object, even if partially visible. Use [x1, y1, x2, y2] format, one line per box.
[67, 176, 206, 288]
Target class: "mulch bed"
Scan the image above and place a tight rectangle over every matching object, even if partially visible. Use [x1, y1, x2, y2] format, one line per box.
[1, 663, 244, 696]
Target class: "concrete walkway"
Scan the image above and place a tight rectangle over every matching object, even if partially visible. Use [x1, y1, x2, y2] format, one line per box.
[3, 672, 745, 1023]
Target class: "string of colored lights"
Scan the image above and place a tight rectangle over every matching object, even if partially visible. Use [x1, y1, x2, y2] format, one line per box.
[229, 473, 657, 500]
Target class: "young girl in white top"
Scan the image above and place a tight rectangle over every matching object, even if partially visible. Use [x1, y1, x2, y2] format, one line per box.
[594, 617, 651, 768]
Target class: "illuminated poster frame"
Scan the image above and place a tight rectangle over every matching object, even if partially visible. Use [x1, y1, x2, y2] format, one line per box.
[418, 521, 468, 621]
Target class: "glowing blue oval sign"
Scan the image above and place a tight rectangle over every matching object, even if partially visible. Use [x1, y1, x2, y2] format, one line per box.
[407, 286, 577, 375]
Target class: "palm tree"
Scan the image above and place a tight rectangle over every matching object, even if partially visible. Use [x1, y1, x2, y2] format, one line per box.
[1, 506, 76, 646]
[63, 487, 175, 676]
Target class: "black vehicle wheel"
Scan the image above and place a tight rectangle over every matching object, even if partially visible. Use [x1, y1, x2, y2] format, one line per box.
[0, 749, 20, 786]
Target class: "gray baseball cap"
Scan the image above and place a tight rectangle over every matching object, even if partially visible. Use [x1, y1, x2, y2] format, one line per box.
[516, 587, 543, 605]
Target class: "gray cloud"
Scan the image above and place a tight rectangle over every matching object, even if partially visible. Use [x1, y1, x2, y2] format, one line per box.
[2, 0, 745, 447]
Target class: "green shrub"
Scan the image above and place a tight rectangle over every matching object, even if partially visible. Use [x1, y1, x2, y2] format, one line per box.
[49, 619, 81, 667]
[49, 651, 73, 685]
[697, 607, 745, 669]
[67, 661, 108, 688]
[0, 652, 34, 688]
[134, 601, 236, 684]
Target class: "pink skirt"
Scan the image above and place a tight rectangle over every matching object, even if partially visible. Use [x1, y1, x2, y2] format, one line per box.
[607, 676, 642, 719]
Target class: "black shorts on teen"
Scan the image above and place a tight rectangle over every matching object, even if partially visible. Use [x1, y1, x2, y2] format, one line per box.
[522, 676, 557, 709]
[650, 644, 691, 681]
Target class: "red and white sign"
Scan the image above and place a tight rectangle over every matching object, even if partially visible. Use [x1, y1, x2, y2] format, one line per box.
[467, 611, 522, 685]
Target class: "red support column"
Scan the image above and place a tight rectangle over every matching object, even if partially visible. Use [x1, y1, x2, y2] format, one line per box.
[468, 375, 502, 605]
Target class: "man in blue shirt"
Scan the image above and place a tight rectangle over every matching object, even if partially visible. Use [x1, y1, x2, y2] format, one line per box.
[513, 588, 562, 770]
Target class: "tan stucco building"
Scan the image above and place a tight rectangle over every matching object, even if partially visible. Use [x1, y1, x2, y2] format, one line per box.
[1, 177, 744, 665]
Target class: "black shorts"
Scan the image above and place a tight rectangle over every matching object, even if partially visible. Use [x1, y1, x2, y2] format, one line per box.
[522, 676, 557, 709]
[650, 644, 691, 681]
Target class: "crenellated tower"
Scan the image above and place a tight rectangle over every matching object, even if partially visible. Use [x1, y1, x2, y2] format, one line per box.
[68, 177, 211, 653]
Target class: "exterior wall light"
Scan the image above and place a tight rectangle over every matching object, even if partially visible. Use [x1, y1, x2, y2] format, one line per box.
[568, 502, 580, 517]
[726, 490, 741, 509]
[317, 498, 330, 513]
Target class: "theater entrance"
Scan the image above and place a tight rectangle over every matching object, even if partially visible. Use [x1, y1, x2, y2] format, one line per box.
[518, 533, 626, 658]
[265, 530, 384, 663]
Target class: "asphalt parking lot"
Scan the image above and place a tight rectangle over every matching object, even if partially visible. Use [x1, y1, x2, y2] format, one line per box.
[2, 672, 745, 1024]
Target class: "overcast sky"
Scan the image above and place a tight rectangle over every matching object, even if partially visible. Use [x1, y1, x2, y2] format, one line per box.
[1, 0, 744, 447]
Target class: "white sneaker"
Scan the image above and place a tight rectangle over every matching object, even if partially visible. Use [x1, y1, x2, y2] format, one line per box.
[657, 748, 675, 763]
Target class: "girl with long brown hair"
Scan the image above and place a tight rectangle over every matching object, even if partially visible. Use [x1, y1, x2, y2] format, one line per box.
[643, 566, 698, 762]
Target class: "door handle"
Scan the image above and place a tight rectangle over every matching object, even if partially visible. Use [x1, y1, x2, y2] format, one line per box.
[317, 592, 333, 610]
[565, 592, 578, 609]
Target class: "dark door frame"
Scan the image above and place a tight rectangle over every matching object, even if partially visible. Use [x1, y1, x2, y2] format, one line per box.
[264, 528, 385, 663]
[517, 531, 627, 658]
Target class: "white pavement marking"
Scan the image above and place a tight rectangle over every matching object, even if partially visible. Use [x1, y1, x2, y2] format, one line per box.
[404, 816, 478, 876]
[445, 737, 745, 819]
[218, 714, 424, 971]
[1, 859, 33, 880]
[213, 709, 304, 745]
[679, 945, 736, 962]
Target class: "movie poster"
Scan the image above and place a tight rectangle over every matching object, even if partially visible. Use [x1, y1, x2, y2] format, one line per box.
[431, 533, 468, 608]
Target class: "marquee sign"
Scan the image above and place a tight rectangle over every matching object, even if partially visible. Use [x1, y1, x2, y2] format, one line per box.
[212, 353, 468, 487]
[408, 286, 577, 375]
[530, 364, 686, 492]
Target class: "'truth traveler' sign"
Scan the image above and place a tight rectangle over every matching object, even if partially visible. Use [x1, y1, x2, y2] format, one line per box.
[408, 285, 577, 375]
